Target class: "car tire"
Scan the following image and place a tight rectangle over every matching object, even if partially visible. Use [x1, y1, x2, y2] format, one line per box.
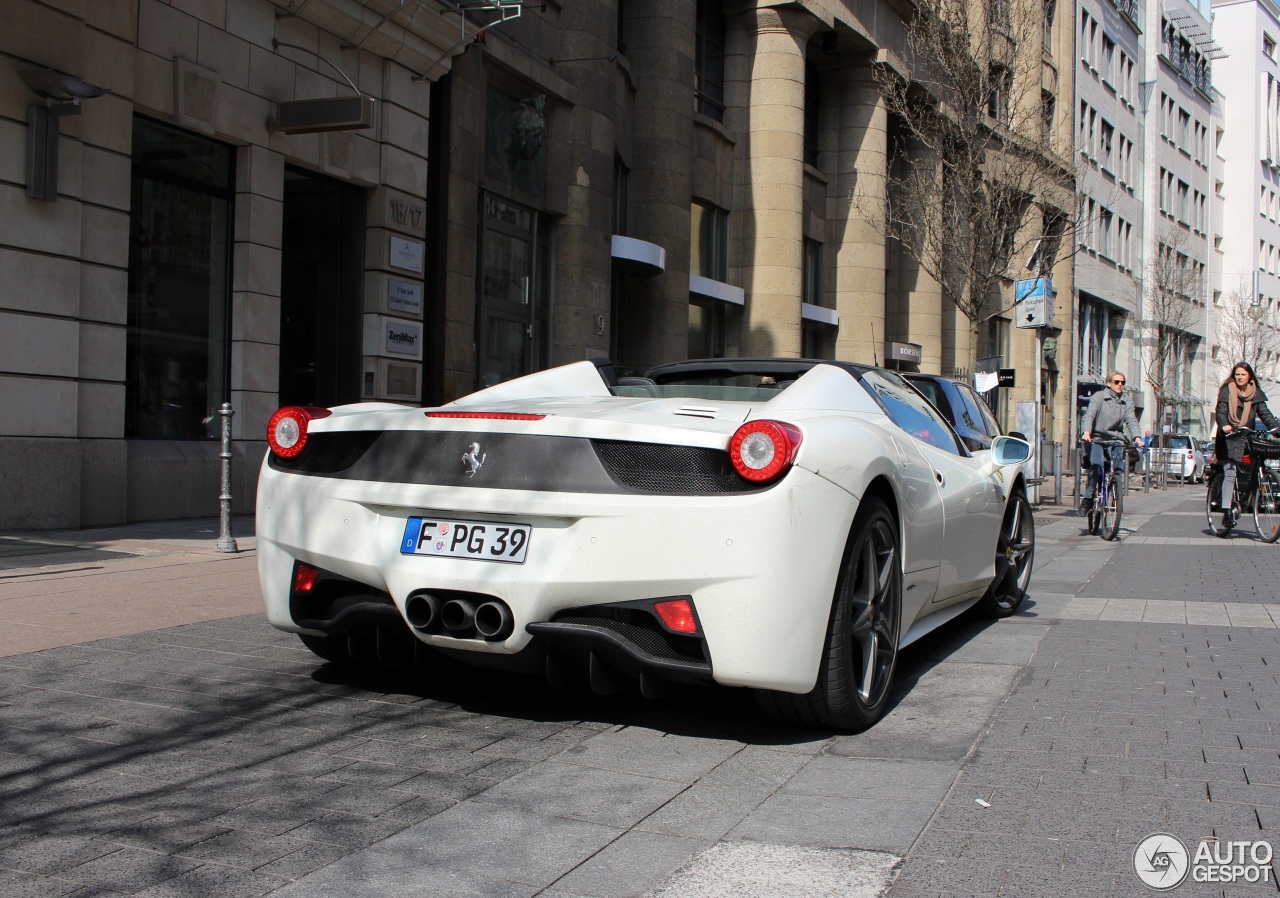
[755, 497, 901, 731]
[976, 492, 1035, 617]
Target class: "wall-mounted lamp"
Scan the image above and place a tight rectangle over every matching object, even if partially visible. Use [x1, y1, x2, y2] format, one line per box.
[20, 67, 104, 202]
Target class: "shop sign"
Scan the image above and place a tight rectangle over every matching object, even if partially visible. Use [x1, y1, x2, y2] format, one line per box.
[885, 341, 923, 363]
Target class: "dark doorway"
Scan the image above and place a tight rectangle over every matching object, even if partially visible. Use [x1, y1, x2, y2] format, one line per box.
[279, 167, 366, 407]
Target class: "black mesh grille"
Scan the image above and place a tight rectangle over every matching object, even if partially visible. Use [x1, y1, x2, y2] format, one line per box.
[592, 441, 757, 494]
[272, 432, 380, 474]
[552, 611, 706, 663]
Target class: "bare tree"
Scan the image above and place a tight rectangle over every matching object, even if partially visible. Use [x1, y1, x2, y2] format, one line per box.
[1216, 277, 1280, 388]
[868, 0, 1078, 369]
[1141, 226, 1204, 431]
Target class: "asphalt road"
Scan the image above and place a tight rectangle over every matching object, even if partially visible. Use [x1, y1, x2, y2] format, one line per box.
[1, 486, 1277, 897]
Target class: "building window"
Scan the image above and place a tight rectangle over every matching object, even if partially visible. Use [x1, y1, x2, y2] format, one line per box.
[691, 200, 728, 280]
[1042, 0, 1056, 58]
[804, 62, 821, 168]
[1265, 33, 1276, 60]
[694, 0, 726, 121]
[988, 65, 1011, 124]
[689, 200, 730, 358]
[126, 116, 233, 439]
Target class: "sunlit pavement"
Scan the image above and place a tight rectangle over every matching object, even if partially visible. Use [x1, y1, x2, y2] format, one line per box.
[0, 488, 1276, 897]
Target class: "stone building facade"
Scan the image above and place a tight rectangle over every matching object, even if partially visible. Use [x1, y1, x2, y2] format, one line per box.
[1, 0, 1075, 530]
[0, 0, 469, 528]
[437, 0, 1076, 444]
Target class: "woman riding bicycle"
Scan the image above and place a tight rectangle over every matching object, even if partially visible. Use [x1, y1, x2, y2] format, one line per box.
[1079, 371, 1142, 515]
[1215, 361, 1280, 528]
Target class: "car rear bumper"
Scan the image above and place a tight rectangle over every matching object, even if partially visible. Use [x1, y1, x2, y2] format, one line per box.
[256, 460, 859, 693]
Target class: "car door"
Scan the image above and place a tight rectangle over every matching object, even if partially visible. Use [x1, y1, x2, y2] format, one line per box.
[860, 371, 1004, 602]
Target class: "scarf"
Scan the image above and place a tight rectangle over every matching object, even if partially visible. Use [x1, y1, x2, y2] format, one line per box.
[1229, 381, 1257, 428]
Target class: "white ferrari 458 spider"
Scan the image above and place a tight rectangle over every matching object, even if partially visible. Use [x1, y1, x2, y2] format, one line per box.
[257, 358, 1035, 730]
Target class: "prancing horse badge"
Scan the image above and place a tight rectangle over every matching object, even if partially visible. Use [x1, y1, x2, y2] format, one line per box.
[462, 442, 486, 477]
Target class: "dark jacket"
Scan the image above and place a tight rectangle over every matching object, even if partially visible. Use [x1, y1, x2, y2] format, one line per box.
[1081, 388, 1141, 442]
[1214, 382, 1280, 463]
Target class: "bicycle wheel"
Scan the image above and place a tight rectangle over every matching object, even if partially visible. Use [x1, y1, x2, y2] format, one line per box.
[1101, 474, 1123, 540]
[1207, 471, 1231, 537]
[1255, 467, 1280, 543]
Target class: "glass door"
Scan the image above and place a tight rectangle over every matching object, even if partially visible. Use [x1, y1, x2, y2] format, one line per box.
[478, 193, 550, 387]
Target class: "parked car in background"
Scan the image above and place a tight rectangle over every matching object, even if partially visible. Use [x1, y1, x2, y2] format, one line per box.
[903, 373, 1005, 452]
[1153, 433, 1205, 483]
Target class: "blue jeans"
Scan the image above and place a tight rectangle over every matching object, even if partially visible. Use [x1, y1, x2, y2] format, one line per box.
[1085, 443, 1126, 498]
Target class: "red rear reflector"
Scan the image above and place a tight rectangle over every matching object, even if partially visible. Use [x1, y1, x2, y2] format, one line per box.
[426, 411, 545, 420]
[654, 599, 698, 634]
[293, 563, 320, 594]
[1243, 455, 1253, 465]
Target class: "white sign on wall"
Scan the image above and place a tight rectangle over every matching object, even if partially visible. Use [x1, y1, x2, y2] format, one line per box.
[363, 315, 424, 361]
[389, 236, 425, 273]
[386, 278, 423, 316]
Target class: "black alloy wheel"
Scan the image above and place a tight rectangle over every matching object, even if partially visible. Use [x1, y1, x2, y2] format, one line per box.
[977, 492, 1035, 617]
[756, 497, 901, 731]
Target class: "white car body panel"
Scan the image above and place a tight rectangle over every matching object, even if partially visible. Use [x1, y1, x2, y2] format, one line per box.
[257, 360, 1032, 697]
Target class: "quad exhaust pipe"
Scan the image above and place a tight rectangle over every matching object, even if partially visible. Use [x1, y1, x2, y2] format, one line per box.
[441, 597, 476, 633]
[405, 593, 441, 632]
[474, 601, 514, 641]
[404, 592, 513, 641]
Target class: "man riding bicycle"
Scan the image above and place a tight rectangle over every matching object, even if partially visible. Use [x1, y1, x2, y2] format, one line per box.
[1080, 371, 1142, 515]
[1215, 361, 1280, 528]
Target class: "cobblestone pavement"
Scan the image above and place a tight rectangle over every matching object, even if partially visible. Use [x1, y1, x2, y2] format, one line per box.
[2, 487, 1278, 897]
[889, 486, 1280, 898]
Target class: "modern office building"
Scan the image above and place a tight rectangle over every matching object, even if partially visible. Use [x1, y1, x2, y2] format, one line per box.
[1073, 0, 1149, 435]
[1, 0, 1076, 529]
[1210, 0, 1280, 394]
[1136, 0, 1220, 435]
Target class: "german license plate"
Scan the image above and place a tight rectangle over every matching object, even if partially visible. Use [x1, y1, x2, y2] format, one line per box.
[400, 517, 531, 564]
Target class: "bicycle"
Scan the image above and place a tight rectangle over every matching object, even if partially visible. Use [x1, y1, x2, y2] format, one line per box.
[1205, 430, 1280, 541]
[1082, 433, 1133, 541]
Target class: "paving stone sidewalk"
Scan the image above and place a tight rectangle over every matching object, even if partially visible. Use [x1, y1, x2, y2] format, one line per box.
[889, 489, 1280, 898]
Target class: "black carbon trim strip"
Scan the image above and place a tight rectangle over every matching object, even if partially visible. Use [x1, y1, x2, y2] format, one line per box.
[271, 431, 625, 492]
[270, 431, 769, 495]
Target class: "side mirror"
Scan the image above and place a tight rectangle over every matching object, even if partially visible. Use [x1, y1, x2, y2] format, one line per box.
[992, 435, 1032, 466]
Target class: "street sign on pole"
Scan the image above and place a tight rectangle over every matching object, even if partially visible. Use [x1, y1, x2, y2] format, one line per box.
[1015, 277, 1054, 329]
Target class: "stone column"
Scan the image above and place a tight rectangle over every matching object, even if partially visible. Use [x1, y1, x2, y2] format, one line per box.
[892, 137, 944, 373]
[231, 144, 284, 442]
[831, 61, 888, 365]
[548, 0, 617, 366]
[740, 8, 822, 358]
[623, 4, 696, 367]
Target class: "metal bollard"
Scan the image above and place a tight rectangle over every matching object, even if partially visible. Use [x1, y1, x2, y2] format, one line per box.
[1054, 442, 1062, 504]
[217, 402, 238, 553]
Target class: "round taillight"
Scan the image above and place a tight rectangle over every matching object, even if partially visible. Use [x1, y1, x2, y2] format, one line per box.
[267, 406, 331, 459]
[728, 420, 802, 483]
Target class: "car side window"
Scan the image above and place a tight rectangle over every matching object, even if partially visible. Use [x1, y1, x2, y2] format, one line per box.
[860, 370, 965, 456]
[955, 385, 998, 444]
